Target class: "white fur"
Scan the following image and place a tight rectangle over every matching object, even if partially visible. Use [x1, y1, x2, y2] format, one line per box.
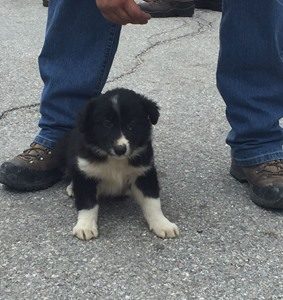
[111, 95, 118, 108]
[73, 206, 99, 240]
[130, 145, 148, 159]
[132, 185, 179, 238]
[116, 135, 129, 147]
[66, 182, 74, 197]
[77, 157, 150, 196]
[110, 134, 130, 157]
[89, 145, 108, 156]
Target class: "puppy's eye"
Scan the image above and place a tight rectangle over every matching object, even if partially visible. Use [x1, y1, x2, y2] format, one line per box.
[127, 121, 135, 131]
[103, 120, 113, 128]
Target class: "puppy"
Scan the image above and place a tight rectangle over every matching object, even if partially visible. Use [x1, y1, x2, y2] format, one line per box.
[64, 88, 179, 240]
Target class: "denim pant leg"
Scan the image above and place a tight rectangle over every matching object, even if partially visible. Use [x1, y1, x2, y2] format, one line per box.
[217, 0, 283, 166]
[34, 0, 121, 149]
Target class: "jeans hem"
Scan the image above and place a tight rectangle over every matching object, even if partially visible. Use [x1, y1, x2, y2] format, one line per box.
[34, 135, 57, 149]
[232, 151, 283, 166]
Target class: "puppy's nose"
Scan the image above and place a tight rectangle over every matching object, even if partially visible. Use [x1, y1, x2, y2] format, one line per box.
[113, 144, 127, 156]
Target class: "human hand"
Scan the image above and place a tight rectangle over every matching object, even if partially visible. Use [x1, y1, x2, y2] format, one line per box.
[96, 0, 151, 25]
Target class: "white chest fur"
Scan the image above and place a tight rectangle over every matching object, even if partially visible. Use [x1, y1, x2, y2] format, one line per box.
[77, 157, 150, 196]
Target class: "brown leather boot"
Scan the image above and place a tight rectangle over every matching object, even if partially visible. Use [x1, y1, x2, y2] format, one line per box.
[0, 143, 63, 191]
[139, 0, 195, 17]
[230, 160, 283, 209]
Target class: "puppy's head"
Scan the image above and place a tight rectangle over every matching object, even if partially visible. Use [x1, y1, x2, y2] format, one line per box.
[78, 88, 159, 159]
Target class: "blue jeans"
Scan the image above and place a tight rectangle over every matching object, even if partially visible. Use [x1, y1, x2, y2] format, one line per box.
[217, 0, 283, 166]
[35, 0, 283, 167]
[34, 0, 121, 149]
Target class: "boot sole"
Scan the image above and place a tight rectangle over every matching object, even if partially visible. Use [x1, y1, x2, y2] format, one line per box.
[0, 176, 62, 191]
[229, 166, 248, 183]
[230, 166, 283, 210]
[0, 178, 61, 192]
[0, 168, 63, 192]
[144, 5, 195, 18]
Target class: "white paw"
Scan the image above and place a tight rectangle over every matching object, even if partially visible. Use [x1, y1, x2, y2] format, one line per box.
[72, 224, 98, 241]
[66, 182, 74, 197]
[149, 218, 180, 239]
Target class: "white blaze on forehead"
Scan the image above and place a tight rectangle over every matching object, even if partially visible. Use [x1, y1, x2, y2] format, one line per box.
[111, 95, 119, 113]
[110, 95, 130, 154]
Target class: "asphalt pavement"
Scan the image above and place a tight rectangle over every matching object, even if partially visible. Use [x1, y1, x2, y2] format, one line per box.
[0, 1, 282, 299]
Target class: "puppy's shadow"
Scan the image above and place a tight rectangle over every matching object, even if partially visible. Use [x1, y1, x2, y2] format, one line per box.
[99, 195, 140, 218]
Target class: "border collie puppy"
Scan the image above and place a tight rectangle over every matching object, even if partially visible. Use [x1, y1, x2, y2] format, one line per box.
[65, 88, 179, 240]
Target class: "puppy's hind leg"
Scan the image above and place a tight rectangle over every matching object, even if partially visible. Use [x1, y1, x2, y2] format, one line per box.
[132, 167, 179, 239]
[72, 170, 99, 241]
[66, 181, 74, 197]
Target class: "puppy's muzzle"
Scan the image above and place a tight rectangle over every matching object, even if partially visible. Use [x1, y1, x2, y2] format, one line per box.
[113, 144, 127, 156]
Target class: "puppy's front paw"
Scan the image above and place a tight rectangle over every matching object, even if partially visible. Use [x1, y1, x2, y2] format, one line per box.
[72, 224, 98, 241]
[150, 218, 180, 239]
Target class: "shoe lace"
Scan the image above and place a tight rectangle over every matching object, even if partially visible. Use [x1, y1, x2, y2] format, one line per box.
[18, 143, 52, 162]
[256, 160, 283, 176]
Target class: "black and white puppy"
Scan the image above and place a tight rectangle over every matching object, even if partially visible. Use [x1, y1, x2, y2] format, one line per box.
[65, 88, 179, 240]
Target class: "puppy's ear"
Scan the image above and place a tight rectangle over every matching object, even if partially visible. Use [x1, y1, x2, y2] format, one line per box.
[78, 101, 94, 133]
[141, 96, 160, 125]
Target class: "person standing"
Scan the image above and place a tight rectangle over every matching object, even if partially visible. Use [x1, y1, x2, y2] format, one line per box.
[1, 0, 282, 210]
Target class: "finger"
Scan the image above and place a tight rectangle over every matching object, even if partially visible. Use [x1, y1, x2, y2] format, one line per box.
[115, 8, 132, 24]
[102, 7, 134, 25]
[101, 11, 127, 25]
[125, 1, 151, 24]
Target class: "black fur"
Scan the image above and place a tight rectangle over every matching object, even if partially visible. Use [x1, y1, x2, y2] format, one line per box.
[62, 88, 161, 211]
[135, 167, 160, 199]
[72, 170, 98, 210]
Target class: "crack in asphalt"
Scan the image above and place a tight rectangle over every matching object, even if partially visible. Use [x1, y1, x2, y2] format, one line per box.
[0, 15, 216, 122]
[0, 103, 39, 122]
[107, 15, 214, 84]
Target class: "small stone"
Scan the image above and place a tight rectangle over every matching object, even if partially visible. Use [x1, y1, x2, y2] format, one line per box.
[154, 244, 165, 251]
